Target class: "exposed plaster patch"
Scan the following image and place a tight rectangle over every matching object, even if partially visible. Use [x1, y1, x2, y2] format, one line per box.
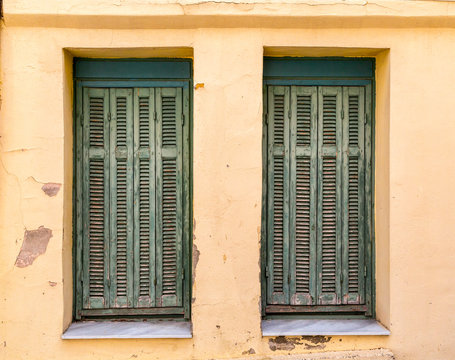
[241, 348, 256, 355]
[15, 226, 52, 268]
[41, 183, 61, 197]
[48, 281, 57, 287]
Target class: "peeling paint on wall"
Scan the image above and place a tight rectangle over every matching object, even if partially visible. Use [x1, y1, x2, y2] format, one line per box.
[41, 183, 61, 197]
[192, 243, 200, 286]
[15, 226, 52, 268]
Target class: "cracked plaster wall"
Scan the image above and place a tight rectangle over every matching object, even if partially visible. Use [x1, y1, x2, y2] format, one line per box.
[0, 1, 454, 360]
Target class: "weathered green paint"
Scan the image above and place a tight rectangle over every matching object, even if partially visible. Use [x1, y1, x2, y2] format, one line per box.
[263, 83, 373, 317]
[76, 85, 190, 319]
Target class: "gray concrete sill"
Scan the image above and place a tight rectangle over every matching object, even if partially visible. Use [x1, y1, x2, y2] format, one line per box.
[62, 320, 192, 339]
[262, 319, 390, 336]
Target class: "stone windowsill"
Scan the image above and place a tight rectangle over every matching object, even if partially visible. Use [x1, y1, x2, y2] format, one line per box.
[62, 320, 192, 339]
[262, 319, 390, 336]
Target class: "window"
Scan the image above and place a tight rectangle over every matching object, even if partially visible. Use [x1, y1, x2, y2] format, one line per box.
[74, 59, 191, 320]
[261, 58, 374, 318]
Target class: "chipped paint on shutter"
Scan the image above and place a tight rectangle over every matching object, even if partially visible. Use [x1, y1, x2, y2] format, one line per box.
[289, 86, 317, 306]
[155, 88, 184, 307]
[82, 88, 110, 309]
[341, 87, 366, 305]
[109, 88, 134, 308]
[266, 86, 290, 305]
[133, 88, 157, 308]
[317, 87, 343, 305]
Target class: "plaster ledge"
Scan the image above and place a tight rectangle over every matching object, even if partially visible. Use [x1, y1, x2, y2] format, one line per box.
[262, 319, 390, 336]
[62, 320, 192, 339]
[218, 349, 395, 360]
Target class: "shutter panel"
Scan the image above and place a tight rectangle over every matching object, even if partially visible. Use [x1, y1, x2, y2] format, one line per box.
[82, 88, 110, 309]
[341, 87, 366, 305]
[155, 88, 184, 307]
[109, 89, 134, 308]
[266, 86, 290, 305]
[289, 86, 317, 305]
[133, 88, 157, 308]
[317, 86, 343, 305]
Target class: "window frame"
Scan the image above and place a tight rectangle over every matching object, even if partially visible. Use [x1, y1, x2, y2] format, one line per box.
[260, 57, 376, 319]
[72, 58, 193, 321]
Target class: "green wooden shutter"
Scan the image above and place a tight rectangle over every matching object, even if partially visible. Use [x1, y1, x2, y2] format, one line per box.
[82, 88, 111, 309]
[133, 88, 157, 308]
[155, 88, 184, 307]
[264, 84, 371, 314]
[289, 86, 318, 306]
[109, 88, 135, 308]
[266, 86, 290, 305]
[341, 87, 366, 305]
[316, 86, 343, 305]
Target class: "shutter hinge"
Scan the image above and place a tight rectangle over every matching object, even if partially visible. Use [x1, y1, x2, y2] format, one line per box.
[288, 110, 291, 119]
[154, 276, 157, 286]
[182, 113, 185, 127]
[265, 267, 269, 278]
[287, 273, 291, 285]
[154, 111, 157, 122]
[182, 268, 185, 280]
[108, 113, 112, 122]
[341, 106, 344, 120]
[80, 113, 84, 127]
[264, 112, 268, 126]
[364, 265, 367, 277]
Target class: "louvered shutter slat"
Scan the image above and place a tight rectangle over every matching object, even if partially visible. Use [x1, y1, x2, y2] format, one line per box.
[266, 86, 290, 305]
[156, 88, 184, 307]
[317, 87, 343, 305]
[341, 87, 366, 305]
[133, 88, 157, 308]
[82, 88, 110, 309]
[289, 86, 317, 305]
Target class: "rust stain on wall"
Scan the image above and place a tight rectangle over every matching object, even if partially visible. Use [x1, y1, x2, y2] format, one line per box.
[15, 226, 53, 268]
[41, 182, 61, 197]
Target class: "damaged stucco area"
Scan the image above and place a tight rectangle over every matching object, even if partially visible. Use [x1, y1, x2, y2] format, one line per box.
[15, 226, 53, 268]
[41, 182, 61, 197]
[268, 335, 332, 351]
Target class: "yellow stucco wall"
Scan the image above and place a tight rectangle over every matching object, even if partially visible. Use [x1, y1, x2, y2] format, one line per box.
[0, 1, 455, 359]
